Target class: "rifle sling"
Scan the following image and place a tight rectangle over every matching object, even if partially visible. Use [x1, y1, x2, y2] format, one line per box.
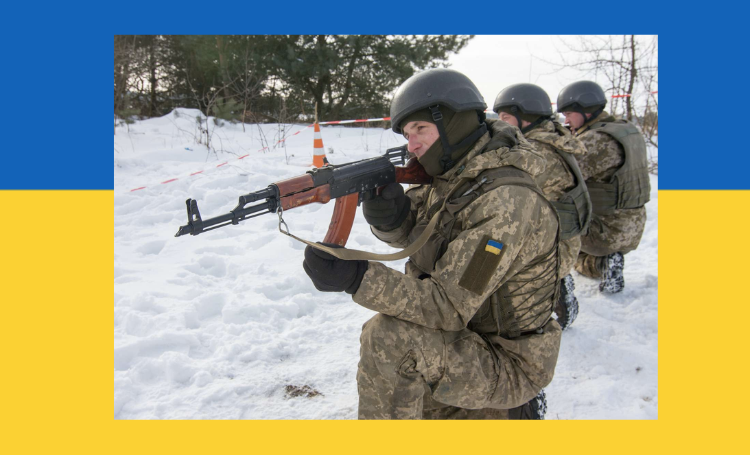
[279, 178, 471, 262]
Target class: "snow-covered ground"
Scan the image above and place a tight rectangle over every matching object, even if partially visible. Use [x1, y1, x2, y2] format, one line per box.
[114, 109, 658, 419]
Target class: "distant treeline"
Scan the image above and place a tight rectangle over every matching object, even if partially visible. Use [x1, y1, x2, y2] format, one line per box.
[114, 35, 472, 124]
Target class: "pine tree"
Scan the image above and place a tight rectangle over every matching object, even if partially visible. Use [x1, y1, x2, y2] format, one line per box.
[270, 35, 473, 121]
[212, 97, 242, 125]
[114, 35, 474, 124]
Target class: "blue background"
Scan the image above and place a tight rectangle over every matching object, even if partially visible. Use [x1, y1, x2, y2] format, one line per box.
[0, 1, 733, 189]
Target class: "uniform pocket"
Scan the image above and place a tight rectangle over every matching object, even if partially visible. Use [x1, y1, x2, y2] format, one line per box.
[485, 319, 563, 408]
[430, 331, 498, 410]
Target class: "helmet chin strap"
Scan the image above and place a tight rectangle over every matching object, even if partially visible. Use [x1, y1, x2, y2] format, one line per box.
[429, 105, 488, 173]
[510, 106, 524, 133]
[520, 115, 548, 134]
[589, 106, 604, 121]
[509, 105, 546, 135]
[569, 104, 604, 128]
[429, 105, 453, 170]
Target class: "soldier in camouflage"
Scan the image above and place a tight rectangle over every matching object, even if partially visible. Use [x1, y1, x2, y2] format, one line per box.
[302, 69, 562, 419]
[493, 83, 591, 330]
[557, 81, 651, 293]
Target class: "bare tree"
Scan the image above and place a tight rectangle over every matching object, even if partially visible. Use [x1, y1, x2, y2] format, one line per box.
[539, 35, 658, 174]
[185, 75, 237, 153]
[227, 44, 267, 133]
[550, 35, 658, 147]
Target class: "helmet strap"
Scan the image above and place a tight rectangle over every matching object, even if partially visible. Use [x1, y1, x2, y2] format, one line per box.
[589, 106, 604, 121]
[521, 116, 547, 134]
[510, 106, 524, 132]
[430, 105, 455, 171]
[578, 106, 605, 130]
[429, 105, 488, 173]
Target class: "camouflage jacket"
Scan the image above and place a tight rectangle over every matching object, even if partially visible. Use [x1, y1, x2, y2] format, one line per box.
[574, 111, 624, 183]
[525, 119, 587, 201]
[353, 123, 560, 334]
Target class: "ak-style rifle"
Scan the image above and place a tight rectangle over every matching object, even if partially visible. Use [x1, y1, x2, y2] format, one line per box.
[174, 146, 431, 246]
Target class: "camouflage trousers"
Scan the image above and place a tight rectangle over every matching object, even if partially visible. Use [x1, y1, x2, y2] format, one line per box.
[576, 207, 646, 278]
[357, 314, 561, 420]
[575, 253, 606, 278]
[559, 236, 582, 278]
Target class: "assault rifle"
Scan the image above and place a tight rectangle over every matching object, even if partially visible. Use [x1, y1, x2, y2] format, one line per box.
[174, 146, 432, 246]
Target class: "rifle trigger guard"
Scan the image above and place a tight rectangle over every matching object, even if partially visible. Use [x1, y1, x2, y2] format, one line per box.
[277, 205, 290, 236]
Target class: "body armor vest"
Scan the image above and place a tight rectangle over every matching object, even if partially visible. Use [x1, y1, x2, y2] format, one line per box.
[586, 120, 651, 216]
[533, 122, 593, 241]
[406, 166, 560, 339]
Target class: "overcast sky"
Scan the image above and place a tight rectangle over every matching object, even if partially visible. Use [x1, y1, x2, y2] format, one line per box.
[446, 35, 658, 111]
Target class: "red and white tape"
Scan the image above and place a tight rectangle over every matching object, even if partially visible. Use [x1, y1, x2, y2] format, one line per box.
[318, 116, 391, 125]
[127, 117, 391, 193]
[129, 127, 312, 192]
[611, 91, 658, 98]
[550, 91, 658, 105]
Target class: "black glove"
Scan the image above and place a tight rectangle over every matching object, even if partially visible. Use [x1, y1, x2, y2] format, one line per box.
[362, 182, 410, 231]
[486, 120, 519, 150]
[303, 243, 368, 295]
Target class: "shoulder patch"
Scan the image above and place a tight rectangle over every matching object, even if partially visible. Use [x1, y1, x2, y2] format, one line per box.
[459, 235, 506, 295]
[485, 239, 503, 255]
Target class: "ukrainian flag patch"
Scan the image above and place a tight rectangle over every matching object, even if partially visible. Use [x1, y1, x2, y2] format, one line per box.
[459, 235, 506, 295]
[485, 239, 503, 255]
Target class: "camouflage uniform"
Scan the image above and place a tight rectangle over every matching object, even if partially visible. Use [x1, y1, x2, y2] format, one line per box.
[525, 119, 588, 276]
[573, 111, 647, 278]
[352, 122, 562, 419]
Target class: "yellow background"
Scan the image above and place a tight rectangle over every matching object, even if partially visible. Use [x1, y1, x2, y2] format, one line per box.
[1, 190, 744, 453]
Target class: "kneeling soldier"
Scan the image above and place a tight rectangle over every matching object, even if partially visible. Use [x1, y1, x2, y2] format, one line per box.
[303, 69, 562, 419]
[557, 81, 650, 293]
[493, 83, 591, 330]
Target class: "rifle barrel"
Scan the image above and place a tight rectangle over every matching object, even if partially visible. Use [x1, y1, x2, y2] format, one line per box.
[175, 200, 274, 237]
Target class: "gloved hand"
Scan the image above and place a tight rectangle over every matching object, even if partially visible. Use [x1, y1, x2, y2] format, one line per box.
[362, 183, 410, 231]
[486, 119, 519, 150]
[303, 243, 368, 295]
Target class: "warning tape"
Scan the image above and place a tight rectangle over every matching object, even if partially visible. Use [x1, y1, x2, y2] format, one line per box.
[126, 94, 663, 192]
[318, 117, 390, 125]
[550, 91, 658, 105]
[127, 117, 391, 193]
[128, 128, 311, 192]
[612, 91, 658, 98]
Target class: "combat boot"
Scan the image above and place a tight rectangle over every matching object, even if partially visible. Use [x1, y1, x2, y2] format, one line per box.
[599, 252, 624, 293]
[508, 389, 547, 420]
[554, 274, 579, 330]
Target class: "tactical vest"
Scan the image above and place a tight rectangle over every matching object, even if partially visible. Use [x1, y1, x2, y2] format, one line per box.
[407, 166, 560, 339]
[585, 120, 651, 216]
[536, 122, 593, 241]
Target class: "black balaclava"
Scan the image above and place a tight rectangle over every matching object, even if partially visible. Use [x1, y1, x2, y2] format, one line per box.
[400, 106, 485, 176]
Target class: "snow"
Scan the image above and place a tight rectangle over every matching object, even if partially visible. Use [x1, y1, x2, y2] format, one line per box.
[114, 109, 658, 419]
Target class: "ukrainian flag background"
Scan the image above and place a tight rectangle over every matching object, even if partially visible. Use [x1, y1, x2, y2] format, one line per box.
[2, 3, 746, 454]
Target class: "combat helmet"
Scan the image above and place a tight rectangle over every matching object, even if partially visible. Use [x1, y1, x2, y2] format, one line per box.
[556, 80, 607, 117]
[390, 68, 487, 174]
[493, 83, 553, 133]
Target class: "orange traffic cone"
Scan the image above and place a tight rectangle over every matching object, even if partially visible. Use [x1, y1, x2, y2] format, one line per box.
[312, 122, 330, 168]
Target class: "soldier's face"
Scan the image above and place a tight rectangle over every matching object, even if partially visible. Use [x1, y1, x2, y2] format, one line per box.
[403, 121, 439, 158]
[562, 112, 585, 130]
[498, 112, 518, 127]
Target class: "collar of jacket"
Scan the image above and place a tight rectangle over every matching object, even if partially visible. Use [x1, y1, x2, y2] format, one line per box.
[575, 110, 616, 136]
[526, 119, 588, 156]
[432, 132, 491, 184]
[432, 128, 548, 185]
